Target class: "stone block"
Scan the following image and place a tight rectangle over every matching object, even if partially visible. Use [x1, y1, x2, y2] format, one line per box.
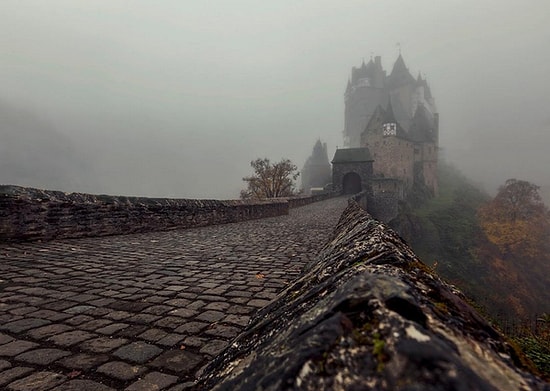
[125, 372, 179, 391]
[15, 348, 71, 365]
[149, 350, 203, 373]
[6, 371, 66, 391]
[55, 379, 115, 391]
[96, 361, 146, 381]
[113, 342, 162, 364]
[0, 340, 39, 356]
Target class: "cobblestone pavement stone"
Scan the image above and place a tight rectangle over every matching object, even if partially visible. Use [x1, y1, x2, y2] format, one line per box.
[0, 197, 347, 390]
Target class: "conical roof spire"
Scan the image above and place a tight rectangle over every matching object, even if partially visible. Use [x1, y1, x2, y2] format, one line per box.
[388, 54, 416, 86]
[391, 54, 408, 76]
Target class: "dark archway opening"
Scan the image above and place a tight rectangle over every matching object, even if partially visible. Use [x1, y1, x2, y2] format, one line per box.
[342, 172, 362, 194]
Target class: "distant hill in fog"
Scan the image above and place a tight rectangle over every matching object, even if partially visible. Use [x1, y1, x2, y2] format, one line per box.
[0, 102, 96, 192]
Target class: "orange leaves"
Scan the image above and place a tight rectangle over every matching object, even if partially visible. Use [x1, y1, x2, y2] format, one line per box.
[478, 179, 550, 260]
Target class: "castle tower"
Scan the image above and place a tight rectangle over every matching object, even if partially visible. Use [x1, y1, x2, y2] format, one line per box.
[301, 139, 332, 193]
[343, 56, 387, 147]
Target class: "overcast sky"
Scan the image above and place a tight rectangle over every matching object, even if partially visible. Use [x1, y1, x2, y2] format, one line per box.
[1, 0, 549, 199]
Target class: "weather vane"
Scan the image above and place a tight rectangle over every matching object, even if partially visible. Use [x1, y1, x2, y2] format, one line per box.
[396, 42, 402, 55]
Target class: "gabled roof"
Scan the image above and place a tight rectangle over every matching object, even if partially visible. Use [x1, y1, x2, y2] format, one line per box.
[366, 105, 386, 127]
[409, 104, 435, 142]
[332, 148, 373, 163]
[383, 100, 409, 139]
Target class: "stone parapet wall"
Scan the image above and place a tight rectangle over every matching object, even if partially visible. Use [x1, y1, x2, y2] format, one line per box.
[0, 185, 289, 242]
[197, 200, 546, 390]
[285, 191, 339, 209]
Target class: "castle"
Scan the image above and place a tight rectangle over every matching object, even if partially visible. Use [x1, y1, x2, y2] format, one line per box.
[302, 53, 439, 220]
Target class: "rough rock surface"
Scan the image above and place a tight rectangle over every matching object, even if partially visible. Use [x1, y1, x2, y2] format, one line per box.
[196, 200, 548, 390]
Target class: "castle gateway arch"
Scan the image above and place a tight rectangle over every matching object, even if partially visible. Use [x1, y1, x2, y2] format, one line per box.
[342, 172, 362, 194]
[331, 148, 373, 195]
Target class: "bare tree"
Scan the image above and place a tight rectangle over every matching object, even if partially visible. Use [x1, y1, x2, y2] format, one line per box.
[241, 158, 299, 199]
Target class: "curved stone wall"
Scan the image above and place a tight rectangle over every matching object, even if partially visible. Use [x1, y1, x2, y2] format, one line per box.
[0, 185, 288, 242]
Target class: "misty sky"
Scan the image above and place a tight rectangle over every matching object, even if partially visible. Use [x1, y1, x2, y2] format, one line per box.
[1, 1, 549, 199]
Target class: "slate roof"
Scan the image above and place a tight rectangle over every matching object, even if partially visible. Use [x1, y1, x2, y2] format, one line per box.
[409, 104, 435, 142]
[332, 148, 373, 163]
[387, 54, 416, 87]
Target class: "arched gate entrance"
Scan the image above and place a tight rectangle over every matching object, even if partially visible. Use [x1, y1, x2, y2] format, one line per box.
[342, 172, 362, 194]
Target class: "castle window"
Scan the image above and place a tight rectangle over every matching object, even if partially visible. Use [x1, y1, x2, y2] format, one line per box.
[382, 123, 397, 136]
[414, 148, 420, 154]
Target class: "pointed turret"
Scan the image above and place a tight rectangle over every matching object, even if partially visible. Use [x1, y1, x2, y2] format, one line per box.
[391, 54, 408, 76]
[345, 79, 352, 95]
[387, 54, 416, 87]
[365, 58, 375, 73]
[301, 139, 332, 192]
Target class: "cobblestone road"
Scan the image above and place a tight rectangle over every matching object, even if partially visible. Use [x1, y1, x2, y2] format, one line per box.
[0, 197, 347, 390]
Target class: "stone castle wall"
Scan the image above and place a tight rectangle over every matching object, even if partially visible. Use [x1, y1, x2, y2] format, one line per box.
[351, 189, 399, 223]
[0, 186, 294, 242]
[368, 191, 399, 222]
[369, 135, 415, 189]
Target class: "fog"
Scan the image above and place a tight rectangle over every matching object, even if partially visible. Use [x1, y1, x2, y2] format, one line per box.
[1, 1, 549, 200]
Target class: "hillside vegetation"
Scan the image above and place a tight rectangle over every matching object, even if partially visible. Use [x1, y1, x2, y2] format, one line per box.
[390, 161, 550, 377]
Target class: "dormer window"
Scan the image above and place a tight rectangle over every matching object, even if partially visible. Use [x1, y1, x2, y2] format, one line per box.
[383, 123, 397, 136]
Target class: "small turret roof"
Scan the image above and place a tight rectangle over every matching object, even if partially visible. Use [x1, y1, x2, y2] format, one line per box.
[332, 148, 373, 163]
[391, 54, 408, 75]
